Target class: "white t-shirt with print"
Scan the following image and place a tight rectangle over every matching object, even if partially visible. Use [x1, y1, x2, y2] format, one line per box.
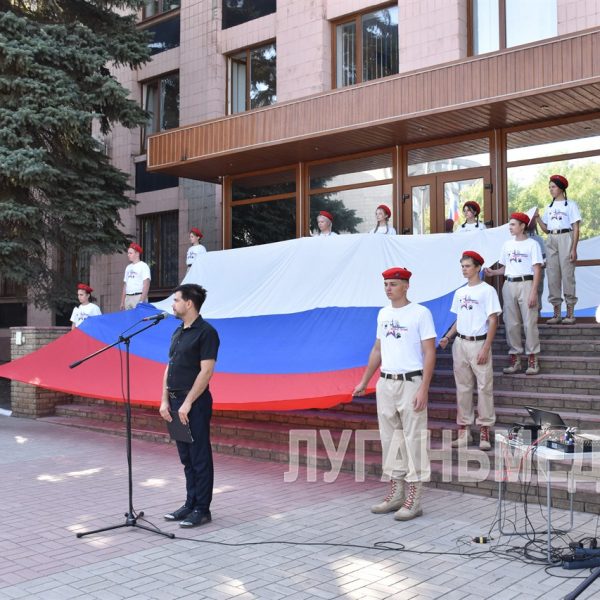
[124, 261, 151, 294]
[186, 244, 207, 267]
[541, 200, 582, 230]
[450, 282, 501, 337]
[372, 225, 397, 235]
[455, 221, 487, 233]
[70, 303, 102, 328]
[499, 237, 543, 277]
[376, 303, 437, 374]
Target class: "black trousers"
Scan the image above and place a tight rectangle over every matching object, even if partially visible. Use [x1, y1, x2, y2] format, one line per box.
[168, 390, 214, 513]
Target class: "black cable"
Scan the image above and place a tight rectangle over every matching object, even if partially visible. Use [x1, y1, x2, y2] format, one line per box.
[135, 515, 493, 558]
[133, 512, 591, 576]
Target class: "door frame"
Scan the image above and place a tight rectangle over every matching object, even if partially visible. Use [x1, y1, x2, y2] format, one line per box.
[403, 167, 494, 234]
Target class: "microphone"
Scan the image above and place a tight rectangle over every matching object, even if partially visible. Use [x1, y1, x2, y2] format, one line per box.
[141, 311, 169, 322]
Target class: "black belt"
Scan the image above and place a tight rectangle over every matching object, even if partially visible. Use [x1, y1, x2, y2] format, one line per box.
[505, 275, 533, 282]
[168, 389, 189, 398]
[457, 333, 487, 341]
[548, 228, 572, 234]
[380, 370, 423, 382]
[126, 292, 142, 296]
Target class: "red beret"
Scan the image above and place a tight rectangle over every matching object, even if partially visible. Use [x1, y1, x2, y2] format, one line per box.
[190, 227, 203, 238]
[77, 283, 93, 294]
[129, 242, 143, 254]
[461, 251, 484, 266]
[463, 201, 481, 216]
[377, 204, 391, 218]
[549, 175, 568, 190]
[382, 267, 412, 281]
[510, 212, 530, 226]
[319, 210, 333, 222]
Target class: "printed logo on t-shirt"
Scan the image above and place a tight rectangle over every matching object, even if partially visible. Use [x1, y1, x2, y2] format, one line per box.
[548, 207, 566, 222]
[382, 320, 408, 339]
[459, 296, 479, 311]
[508, 249, 528, 263]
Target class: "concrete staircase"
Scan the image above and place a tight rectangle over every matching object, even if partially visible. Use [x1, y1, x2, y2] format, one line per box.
[40, 323, 600, 512]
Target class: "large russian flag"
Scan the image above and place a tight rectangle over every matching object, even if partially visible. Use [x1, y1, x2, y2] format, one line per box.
[2, 223, 597, 410]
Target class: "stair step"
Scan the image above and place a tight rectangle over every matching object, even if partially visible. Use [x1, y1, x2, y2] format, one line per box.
[433, 369, 600, 395]
[498, 324, 600, 340]
[57, 396, 600, 434]
[435, 353, 600, 373]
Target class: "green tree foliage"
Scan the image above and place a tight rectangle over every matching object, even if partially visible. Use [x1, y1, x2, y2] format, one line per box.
[0, 0, 150, 310]
[508, 160, 600, 240]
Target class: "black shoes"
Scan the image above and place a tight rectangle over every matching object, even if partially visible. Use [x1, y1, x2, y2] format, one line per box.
[179, 509, 212, 528]
[164, 505, 192, 521]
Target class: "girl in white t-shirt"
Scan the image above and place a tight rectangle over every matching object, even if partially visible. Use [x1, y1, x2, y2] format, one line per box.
[313, 210, 338, 236]
[371, 204, 397, 235]
[71, 283, 102, 329]
[455, 201, 486, 233]
[186, 227, 207, 271]
[537, 174, 582, 324]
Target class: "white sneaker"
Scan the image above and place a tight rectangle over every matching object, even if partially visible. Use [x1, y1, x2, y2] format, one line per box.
[451, 428, 473, 448]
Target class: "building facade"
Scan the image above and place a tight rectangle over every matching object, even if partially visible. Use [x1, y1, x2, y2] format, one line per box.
[2, 0, 600, 352]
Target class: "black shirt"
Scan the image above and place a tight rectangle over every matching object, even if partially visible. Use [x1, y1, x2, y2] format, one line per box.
[167, 316, 220, 393]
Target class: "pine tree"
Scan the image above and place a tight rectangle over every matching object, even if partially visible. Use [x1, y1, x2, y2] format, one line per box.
[0, 1, 150, 311]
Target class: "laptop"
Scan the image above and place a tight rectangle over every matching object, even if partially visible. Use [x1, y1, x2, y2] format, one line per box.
[524, 406, 567, 429]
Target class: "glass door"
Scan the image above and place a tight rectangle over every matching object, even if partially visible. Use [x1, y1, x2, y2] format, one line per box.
[402, 176, 434, 234]
[402, 169, 492, 234]
[410, 183, 432, 235]
[439, 172, 490, 233]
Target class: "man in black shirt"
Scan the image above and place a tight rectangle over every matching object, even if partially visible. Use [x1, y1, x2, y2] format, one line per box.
[160, 284, 220, 527]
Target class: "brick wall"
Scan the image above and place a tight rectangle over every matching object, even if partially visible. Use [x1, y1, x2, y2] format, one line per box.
[10, 327, 70, 418]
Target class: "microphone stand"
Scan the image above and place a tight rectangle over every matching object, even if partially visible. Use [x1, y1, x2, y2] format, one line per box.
[70, 317, 174, 540]
[564, 567, 600, 600]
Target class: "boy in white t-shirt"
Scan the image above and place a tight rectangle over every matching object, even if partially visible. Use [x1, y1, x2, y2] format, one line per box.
[186, 227, 207, 271]
[485, 212, 543, 375]
[70, 283, 102, 329]
[120, 242, 151, 310]
[353, 267, 436, 521]
[537, 174, 582, 325]
[439, 251, 501, 450]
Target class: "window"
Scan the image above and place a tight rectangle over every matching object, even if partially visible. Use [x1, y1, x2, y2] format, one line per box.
[308, 152, 393, 234]
[143, 0, 180, 20]
[222, 0, 276, 30]
[135, 160, 178, 194]
[0, 278, 26, 328]
[142, 73, 179, 150]
[334, 6, 398, 88]
[228, 43, 276, 114]
[407, 138, 490, 176]
[52, 249, 92, 326]
[142, 15, 180, 56]
[507, 119, 600, 241]
[230, 169, 296, 247]
[470, 0, 557, 55]
[139, 211, 179, 291]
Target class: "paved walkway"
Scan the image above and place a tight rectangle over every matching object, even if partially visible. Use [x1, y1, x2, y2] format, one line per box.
[1, 414, 599, 600]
